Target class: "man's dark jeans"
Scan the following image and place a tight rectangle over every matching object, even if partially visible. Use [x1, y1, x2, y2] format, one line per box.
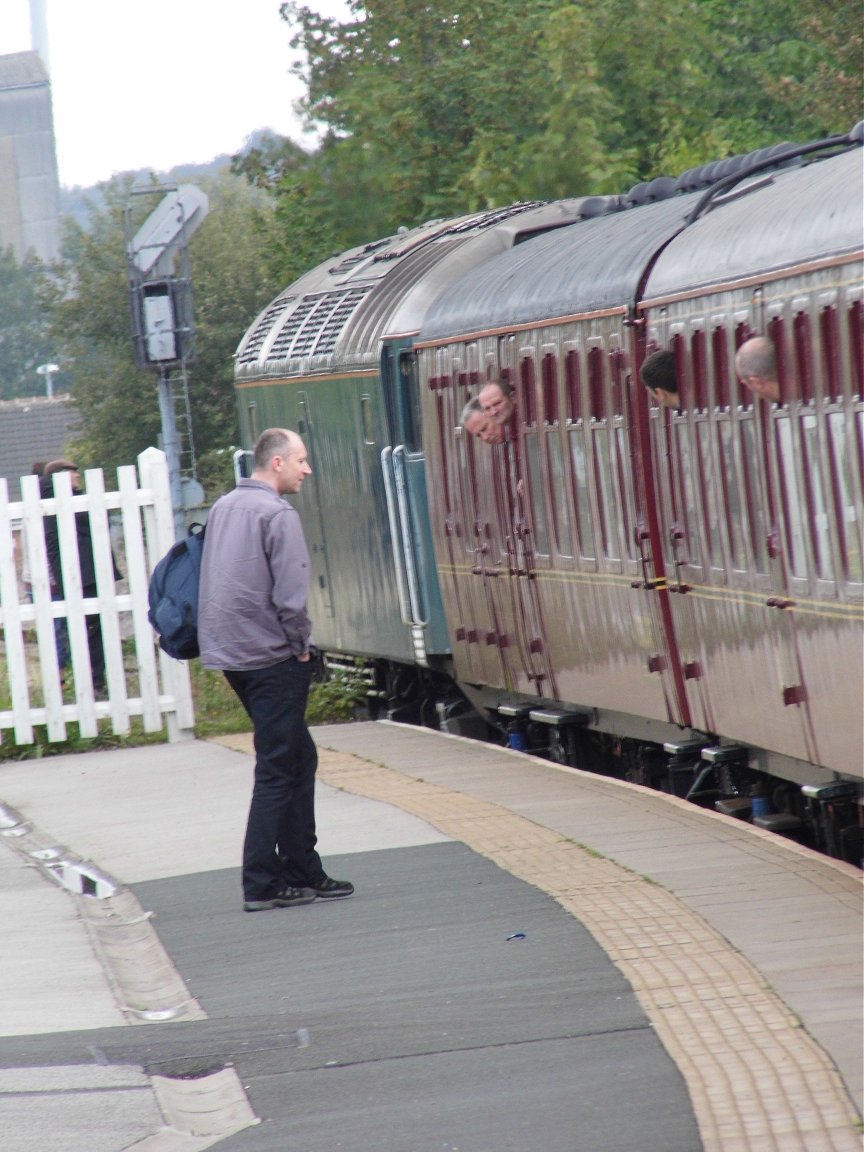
[225, 657, 323, 901]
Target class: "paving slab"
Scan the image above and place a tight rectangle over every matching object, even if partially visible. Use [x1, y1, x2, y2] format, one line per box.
[0, 720, 860, 1152]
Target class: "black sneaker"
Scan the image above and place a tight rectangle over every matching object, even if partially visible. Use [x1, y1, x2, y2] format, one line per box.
[243, 886, 317, 912]
[309, 876, 354, 899]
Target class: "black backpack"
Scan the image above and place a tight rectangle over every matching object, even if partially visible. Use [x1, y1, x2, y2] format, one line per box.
[147, 522, 206, 660]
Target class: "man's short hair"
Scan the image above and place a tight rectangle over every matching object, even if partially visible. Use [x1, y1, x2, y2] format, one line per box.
[253, 428, 294, 470]
[43, 459, 79, 478]
[639, 351, 678, 395]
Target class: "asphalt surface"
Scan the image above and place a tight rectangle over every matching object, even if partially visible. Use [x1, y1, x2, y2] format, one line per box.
[0, 731, 699, 1152]
[0, 721, 860, 1151]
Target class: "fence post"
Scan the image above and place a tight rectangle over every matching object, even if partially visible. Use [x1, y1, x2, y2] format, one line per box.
[138, 447, 195, 742]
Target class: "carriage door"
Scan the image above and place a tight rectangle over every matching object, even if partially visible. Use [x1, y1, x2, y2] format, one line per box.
[604, 334, 689, 728]
[380, 341, 449, 659]
[296, 390, 335, 622]
[758, 312, 823, 763]
[425, 357, 495, 684]
[469, 343, 557, 698]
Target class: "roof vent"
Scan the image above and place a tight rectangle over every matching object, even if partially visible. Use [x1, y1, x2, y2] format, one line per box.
[236, 296, 296, 366]
[267, 285, 373, 360]
[644, 176, 677, 202]
[578, 196, 609, 219]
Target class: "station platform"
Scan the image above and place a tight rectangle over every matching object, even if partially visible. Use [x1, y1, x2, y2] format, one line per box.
[0, 720, 860, 1152]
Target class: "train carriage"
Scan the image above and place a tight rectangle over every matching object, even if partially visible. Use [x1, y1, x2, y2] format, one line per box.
[639, 145, 863, 782]
[233, 200, 587, 712]
[234, 126, 863, 858]
[415, 131, 862, 813]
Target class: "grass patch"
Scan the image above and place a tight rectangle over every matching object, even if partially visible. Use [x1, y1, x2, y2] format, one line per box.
[0, 653, 367, 762]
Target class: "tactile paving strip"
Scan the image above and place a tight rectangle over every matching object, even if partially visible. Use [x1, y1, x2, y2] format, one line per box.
[316, 746, 862, 1152]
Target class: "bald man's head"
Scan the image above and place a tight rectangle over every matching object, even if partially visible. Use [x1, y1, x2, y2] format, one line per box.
[735, 337, 780, 402]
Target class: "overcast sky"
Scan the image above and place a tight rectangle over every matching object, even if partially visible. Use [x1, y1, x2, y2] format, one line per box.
[1, 0, 348, 187]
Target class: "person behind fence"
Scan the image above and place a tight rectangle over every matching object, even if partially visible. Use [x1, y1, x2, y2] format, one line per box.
[42, 460, 120, 692]
[20, 461, 46, 603]
[198, 427, 355, 914]
[21, 460, 70, 669]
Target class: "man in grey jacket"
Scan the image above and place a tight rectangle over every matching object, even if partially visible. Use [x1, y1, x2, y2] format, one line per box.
[199, 427, 354, 912]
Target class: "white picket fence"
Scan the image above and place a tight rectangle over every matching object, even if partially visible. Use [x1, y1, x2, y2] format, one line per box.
[0, 447, 195, 745]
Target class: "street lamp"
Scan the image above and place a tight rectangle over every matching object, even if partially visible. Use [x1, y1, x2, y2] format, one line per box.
[36, 363, 59, 398]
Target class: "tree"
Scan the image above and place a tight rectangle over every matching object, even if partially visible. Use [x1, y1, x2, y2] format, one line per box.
[275, 0, 861, 236]
[44, 172, 284, 476]
[280, 1, 558, 224]
[0, 249, 58, 399]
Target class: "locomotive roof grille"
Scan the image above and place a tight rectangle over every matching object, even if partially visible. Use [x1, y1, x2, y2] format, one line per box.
[266, 285, 373, 361]
[236, 296, 297, 366]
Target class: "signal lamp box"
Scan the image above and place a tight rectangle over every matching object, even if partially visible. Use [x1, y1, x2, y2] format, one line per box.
[131, 278, 195, 367]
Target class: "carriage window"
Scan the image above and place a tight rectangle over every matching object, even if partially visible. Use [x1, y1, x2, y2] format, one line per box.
[456, 429, 477, 557]
[400, 353, 422, 451]
[672, 422, 700, 569]
[775, 419, 808, 578]
[565, 349, 595, 558]
[588, 348, 605, 419]
[593, 434, 618, 560]
[587, 348, 619, 559]
[669, 332, 688, 409]
[712, 327, 731, 410]
[828, 411, 862, 584]
[793, 313, 815, 404]
[568, 426, 595, 560]
[818, 307, 842, 401]
[436, 393, 453, 517]
[360, 394, 375, 447]
[614, 423, 637, 562]
[849, 300, 863, 398]
[733, 323, 754, 409]
[739, 419, 768, 574]
[565, 350, 583, 422]
[691, 330, 708, 411]
[520, 358, 537, 425]
[547, 427, 573, 557]
[542, 354, 558, 424]
[697, 421, 724, 568]
[767, 316, 791, 404]
[246, 401, 260, 443]
[524, 434, 550, 556]
[800, 413, 832, 580]
[719, 422, 747, 570]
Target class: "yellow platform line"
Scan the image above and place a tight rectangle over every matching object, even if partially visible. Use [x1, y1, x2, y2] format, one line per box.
[309, 743, 861, 1152]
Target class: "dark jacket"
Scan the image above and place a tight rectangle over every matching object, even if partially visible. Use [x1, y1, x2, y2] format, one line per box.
[42, 475, 121, 594]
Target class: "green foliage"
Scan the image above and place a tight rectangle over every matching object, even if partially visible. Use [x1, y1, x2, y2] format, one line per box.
[23, 0, 859, 473]
[188, 663, 252, 740]
[195, 444, 241, 504]
[306, 668, 370, 725]
[42, 171, 284, 474]
[266, 0, 861, 266]
[0, 249, 59, 399]
[0, 653, 365, 760]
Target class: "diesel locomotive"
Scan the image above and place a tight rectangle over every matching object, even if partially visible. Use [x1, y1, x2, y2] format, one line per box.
[233, 125, 863, 862]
